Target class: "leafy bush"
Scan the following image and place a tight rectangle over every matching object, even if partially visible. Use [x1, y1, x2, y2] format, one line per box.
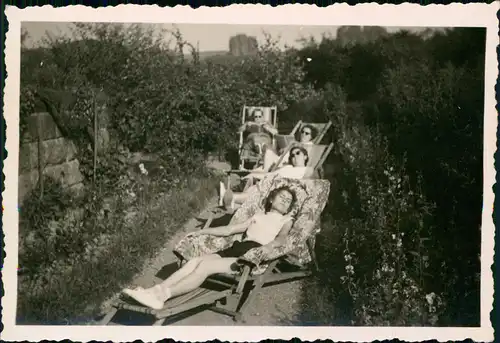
[292, 28, 483, 326]
[17, 168, 221, 324]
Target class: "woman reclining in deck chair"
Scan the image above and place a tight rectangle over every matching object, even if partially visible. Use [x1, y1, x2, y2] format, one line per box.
[240, 108, 278, 158]
[220, 146, 313, 209]
[260, 123, 318, 171]
[122, 186, 298, 310]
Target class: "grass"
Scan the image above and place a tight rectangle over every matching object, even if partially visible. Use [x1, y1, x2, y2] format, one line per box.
[16, 171, 221, 325]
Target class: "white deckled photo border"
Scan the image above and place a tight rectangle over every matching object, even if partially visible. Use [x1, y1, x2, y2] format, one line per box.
[2, 3, 498, 342]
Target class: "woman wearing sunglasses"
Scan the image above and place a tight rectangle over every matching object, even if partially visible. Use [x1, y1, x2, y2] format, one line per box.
[259, 124, 318, 172]
[220, 146, 313, 210]
[239, 108, 278, 159]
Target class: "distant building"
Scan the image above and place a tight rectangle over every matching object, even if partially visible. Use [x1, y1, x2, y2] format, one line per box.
[229, 34, 258, 56]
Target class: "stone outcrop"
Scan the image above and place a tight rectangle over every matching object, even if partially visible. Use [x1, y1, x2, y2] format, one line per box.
[19, 112, 85, 202]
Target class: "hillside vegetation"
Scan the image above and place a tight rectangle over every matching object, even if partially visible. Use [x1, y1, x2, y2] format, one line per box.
[18, 24, 484, 326]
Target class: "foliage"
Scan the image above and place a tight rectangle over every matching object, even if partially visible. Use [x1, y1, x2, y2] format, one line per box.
[19, 177, 74, 271]
[18, 167, 221, 324]
[293, 27, 483, 326]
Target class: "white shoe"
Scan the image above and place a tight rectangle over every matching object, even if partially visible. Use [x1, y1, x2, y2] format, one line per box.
[122, 287, 165, 310]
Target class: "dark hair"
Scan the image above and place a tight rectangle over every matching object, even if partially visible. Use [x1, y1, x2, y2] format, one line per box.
[264, 186, 297, 214]
[288, 146, 310, 166]
[300, 124, 318, 140]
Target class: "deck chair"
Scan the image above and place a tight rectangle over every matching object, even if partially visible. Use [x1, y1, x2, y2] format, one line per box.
[272, 142, 333, 178]
[100, 175, 330, 325]
[232, 142, 334, 193]
[238, 105, 278, 170]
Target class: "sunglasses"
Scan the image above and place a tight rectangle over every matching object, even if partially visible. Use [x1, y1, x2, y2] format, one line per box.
[254, 115, 263, 119]
[291, 149, 304, 157]
[301, 130, 312, 136]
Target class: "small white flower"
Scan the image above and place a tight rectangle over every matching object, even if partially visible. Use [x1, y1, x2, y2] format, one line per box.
[139, 163, 148, 175]
[426, 292, 435, 305]
[391, 234, 396, 240]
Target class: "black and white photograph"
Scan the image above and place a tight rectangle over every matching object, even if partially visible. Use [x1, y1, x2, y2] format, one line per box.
[2, 3, 497, 342]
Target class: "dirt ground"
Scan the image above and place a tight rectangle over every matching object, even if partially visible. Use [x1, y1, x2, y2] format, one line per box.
[98, 161, 305, 326]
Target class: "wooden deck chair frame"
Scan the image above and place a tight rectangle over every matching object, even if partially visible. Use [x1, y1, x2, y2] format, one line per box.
[290, 120, 333, 144]
[238, 105, 278, 170]
[99, 206, 321, 326]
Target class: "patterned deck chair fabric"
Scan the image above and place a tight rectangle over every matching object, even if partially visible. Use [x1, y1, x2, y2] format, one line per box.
[174, 174, 331, 275]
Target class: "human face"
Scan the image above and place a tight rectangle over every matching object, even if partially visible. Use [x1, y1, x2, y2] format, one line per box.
[253, 110, 265, 123]
[271, 189, 294, 214]
[300, 127, 313, 143]
[290, 148, 307, 167]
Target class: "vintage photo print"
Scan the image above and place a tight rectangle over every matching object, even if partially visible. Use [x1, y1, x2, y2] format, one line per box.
[2, 3, 497, 342]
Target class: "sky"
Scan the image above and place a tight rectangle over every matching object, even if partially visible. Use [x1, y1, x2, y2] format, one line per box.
[22, 22, 428, 52]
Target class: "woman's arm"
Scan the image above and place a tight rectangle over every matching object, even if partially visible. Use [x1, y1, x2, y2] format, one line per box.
[262, 123, 278, 136]
[193, 218, 252, 237]
[243, 168, 280, 180]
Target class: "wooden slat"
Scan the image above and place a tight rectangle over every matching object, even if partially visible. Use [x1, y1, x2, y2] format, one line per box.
[99, 307, 118, 325]
[155, 289, 233, 319]
[314, 121, 332, 144]
[115, 302, 156, 315]
[290, 120, 302, 136]
[166, 288, 210, 308]
[262, 270, 311, 285]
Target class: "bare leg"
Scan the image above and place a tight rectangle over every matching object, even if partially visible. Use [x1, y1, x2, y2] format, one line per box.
[159, 257, 204, 289]
[161, 254, 222, 289]
[122, 255, 221, 310]
[223, 189, 250, 209]
[168, 257, 238, 298]
[263, 148, 279, 171]
[232, 192, 250, 205]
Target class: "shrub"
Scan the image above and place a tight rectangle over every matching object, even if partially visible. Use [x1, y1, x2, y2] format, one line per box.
[17, 169, 221, 324]
[289, 28, 483, 327]
[21, 24, 317, 168]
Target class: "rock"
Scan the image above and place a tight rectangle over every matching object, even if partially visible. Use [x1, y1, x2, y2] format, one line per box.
[24, 112, 63, 142]
[44, 159, 84, 187]
[67, 182, 85, 199]
[19, 138, 78, 173]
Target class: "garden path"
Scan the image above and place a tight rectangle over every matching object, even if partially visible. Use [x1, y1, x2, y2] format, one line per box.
[98, 160, 304, 326]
